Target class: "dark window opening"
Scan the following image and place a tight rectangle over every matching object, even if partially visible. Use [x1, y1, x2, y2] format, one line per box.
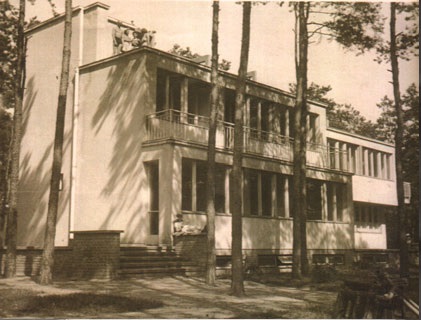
[307, 179, 322, 220]
[182, 159, 193, 211]
[224, 89, 235, 124]
[261, 172, 272, 216]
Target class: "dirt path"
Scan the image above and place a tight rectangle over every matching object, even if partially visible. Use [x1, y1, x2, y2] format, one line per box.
[0, 276, 337, 318]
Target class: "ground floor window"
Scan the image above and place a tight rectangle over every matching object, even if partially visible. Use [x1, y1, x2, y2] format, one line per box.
[182, 158, 233, 214]
[354, 203, 385, 230]
[146, 161, 159, 235]
[307, 179, 322, 220]
[181, 159, 346, 222]
[243, 169, 291, 217]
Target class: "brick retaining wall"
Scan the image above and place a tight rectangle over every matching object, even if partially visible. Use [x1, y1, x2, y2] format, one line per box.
[173, 234, 207, 268]
[0, 230, 122, 280]
[71, 231, 122, 279]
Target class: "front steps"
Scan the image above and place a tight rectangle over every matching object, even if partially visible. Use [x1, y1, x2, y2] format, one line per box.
[118, 246, 203, 278]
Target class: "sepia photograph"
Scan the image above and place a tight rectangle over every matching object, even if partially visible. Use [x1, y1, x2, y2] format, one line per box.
[0, 0, 419, 318]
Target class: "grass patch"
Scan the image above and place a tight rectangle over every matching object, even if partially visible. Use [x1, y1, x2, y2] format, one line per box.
[0, 289, 163, 318]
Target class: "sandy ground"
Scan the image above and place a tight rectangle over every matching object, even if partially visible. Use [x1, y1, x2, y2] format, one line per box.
[0, 276, 337, 318]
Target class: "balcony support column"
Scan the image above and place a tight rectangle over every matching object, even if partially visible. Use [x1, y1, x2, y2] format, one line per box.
[376, 151, 381, 178]
[341, 142, 348, 171]
[369, 150, 374, 177]
[334, 141, 340, 170]
[346, 146, 356, 173]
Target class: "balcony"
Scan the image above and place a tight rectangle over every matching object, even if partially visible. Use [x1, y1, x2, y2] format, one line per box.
[145, 109, 349, 172]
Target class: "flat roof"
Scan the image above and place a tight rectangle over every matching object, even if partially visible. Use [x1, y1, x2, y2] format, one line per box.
[79, 46, 329, 109]
[327, 127, 394, 147]
[25, 2, 110, 35]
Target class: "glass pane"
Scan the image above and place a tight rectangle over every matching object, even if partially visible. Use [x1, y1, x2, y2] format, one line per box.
[261, 172, 272, 216]
[196, 161, 208, 212]
[215, 165, 226, 213]
[182, 159, 192, 211]
[148, 161, 159, 211]
[307, 179, 322, 220]
[249, 170, 259, 216]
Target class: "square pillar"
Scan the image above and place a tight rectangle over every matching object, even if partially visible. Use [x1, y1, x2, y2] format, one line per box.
[331, 184, 337, 221]
[369, 150, 374, 177]
[341, 143, 348, 171]
[363, 148, 368, 176]
[334, 141, 340, 170]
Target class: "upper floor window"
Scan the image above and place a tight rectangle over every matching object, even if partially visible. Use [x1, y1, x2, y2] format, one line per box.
[156, 69, 182, 111]
[224, 89, 236, 124]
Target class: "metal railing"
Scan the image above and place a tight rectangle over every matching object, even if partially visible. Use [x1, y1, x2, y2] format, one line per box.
[145, 109, 351, 172]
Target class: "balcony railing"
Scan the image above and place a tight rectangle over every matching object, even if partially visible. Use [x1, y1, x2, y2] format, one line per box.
[145, 109, 349, 172]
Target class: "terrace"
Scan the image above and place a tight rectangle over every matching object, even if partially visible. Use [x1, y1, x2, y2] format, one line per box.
[145, 108, 349, 173]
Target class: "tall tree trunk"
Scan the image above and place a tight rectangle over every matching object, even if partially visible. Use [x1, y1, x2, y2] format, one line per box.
[205, 0, 220, 286]
[292, 2, 309, 279]
[390, 2, 409, 278]
[231, 1, 251, 297]
[39, 0, 72, 285]
[5, 0, 25, 278]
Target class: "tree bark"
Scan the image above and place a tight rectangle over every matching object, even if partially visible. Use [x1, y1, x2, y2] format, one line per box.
[292, 2, 310, 279]
[231, 1, 251, 297]
[205, 0, 220, 286]
[389, 2, 409, 278]
[39, 0, 72, 285]
[5, 0, 25, 278]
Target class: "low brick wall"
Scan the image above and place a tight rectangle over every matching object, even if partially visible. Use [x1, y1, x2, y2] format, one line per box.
[0, 247, 73, 277]
[173, 234, 207, 268]
[71, 231, 122, 280]
[1, 230, 122, 280]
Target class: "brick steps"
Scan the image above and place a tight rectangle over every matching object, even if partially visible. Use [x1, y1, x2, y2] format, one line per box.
[118, 245, 203, 277]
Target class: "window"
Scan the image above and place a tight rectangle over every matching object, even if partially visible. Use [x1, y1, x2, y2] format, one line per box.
[347, 144, 357, 173]
[146, 161, 159, 235]
[307, 113, 318, 143]
[182, 159, 193, 211]
[246, 169, 259, 216]
[307, 179, 322, 220]
[156, 69, 166, 112]
[249, 98, 259, 132]
[182, 159, 234, 214]
[224, 89, 235, 124]
[169, 76, 181, 110]
[196, 161, 207, 212]
[182, 159, 208, 212]
[188, 80, 210, 121]
[155, 69, 182, 112]
[244, 169, 290, 218]
[354, 203, 384, 229]
[261, 172, 272, 216]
